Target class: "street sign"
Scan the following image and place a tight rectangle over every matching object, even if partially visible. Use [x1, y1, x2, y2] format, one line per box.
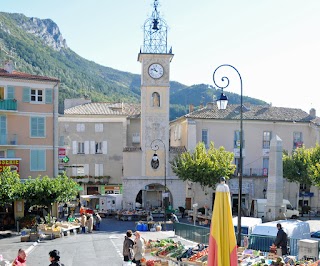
[58, 148, 66, 158]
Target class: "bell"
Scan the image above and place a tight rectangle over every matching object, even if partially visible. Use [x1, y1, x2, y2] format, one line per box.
[152, 19, 159, 30]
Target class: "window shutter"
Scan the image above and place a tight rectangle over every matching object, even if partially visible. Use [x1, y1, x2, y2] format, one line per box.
[84, 141, 89, 154]
[7, 86, 15, 99]
[30, 117, 37, 137]
[95, 164, 99, 176]
[30, 150, 37, 170]
[84, 164, 89, 175]
[72, 167, 77, 176]
[7, 150, 15, 158]
[99, 164, 103, 176]
[45, 88, 53, 104]
[90, 141, 95, 154]
[38, 150, 46, 170]
[23, 87, 30, 102]
[102, 141, 108, 154]
[72, 141, 77, 154]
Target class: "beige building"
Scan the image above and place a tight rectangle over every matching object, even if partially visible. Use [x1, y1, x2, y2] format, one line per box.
[0, 61, 59, 178]
[170, 103, 320, 213]
[58, 99, 140, 196]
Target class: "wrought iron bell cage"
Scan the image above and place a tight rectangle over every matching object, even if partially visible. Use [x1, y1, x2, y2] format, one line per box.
[142, 0, 170, 54]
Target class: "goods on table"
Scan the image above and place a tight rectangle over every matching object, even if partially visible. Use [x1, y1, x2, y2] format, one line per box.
[145, 239, 208, 265]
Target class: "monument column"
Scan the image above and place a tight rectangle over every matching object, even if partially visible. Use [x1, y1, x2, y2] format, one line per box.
[266, 135, 285, 221]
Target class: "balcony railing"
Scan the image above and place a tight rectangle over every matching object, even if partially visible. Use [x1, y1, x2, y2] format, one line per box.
[0, 99, 17, 111]
[234, 168, 268, 177]
[0, 134, 18, 145]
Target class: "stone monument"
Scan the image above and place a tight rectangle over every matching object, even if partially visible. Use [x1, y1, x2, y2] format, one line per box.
[265, 135, 286, 221]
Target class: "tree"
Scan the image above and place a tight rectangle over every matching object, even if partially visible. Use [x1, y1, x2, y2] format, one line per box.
[283, 146, 312, 185]
[23, 173, 79, 213]
[308, 144, 320, 186]
[170, 141, 236, 188]
[0, 168, 22, 206]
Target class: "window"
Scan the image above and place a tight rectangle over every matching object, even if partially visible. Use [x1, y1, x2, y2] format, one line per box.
[95, 123, 103, 132]
[76, 124, 85, 132]
[152, 92, 160, 107]
[293, 132, 303, 149]
[234, 130, 245, 148]
[0, 116, 6, 145]
[0, 151, 4, 158]
[78, 142, 85, 154]
[95, 164, 103, 176]
[202, 129, 208, 147]
[95, 142, 102, 154]
[263, 131, 271, 149]
[132, 133, 140, 143]
[30, 117, 45, 137]
[7, 86, 15, 99]
[31, 89, 43, 102]
[59, 136, 64, 146]
[30, 150, 46, 171]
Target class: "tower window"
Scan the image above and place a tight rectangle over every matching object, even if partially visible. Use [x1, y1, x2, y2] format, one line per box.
[152, 92, 160, 107]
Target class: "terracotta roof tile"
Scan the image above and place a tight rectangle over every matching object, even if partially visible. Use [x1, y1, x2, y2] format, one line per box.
[0, 68, 59, 82]
[64, 102, 141, 116]
[185, 104, 315, 123]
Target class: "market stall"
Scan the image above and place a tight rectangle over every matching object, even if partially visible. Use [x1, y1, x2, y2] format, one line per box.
[141, 238, 320, 266]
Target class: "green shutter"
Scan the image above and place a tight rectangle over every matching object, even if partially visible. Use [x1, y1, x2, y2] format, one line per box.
[7, 86, 15, 99]
[45, 88, 53, 104]
[30, 150, 46, 171]
[23, 87, 30, 102]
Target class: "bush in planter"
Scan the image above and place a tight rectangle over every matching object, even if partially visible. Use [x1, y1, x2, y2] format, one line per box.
[19, 215, 37, 228]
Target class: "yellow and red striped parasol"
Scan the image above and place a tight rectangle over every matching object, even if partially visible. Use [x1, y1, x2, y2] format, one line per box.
[208, 178, 237, 266]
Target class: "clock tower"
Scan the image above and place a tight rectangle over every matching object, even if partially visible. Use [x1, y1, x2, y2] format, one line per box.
[138, 0, 173, 178]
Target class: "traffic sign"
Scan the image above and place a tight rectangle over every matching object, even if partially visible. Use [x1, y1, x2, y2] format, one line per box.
[62, 156, 69, 163]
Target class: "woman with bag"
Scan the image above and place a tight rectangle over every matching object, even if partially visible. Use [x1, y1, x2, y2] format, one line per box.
[123, 230, 134, 264]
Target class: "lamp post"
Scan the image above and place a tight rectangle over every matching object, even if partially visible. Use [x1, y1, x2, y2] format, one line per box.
[151, 139, 167, 230]
[213, 64, 243, 247]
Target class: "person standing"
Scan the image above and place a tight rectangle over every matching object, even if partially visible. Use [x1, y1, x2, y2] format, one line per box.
[171, 213, 179, 223]
[86, 214, 94, 233]
[123, 230, 134, 262]
[273, 223, 288, 255]
[94, 212, 102, 230]
[12, 249, 27, 266]
[80, 213, 87, 234]
[48, 250, 62, 266]
[133, 231, 145, 266]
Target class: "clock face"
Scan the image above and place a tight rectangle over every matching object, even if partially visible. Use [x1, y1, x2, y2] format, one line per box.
[148, 63, 164, 79]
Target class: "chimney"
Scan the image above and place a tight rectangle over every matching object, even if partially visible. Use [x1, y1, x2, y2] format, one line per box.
[4, 60, 14, 73]
[189, 104, 194, 113]
[310, 108, 316, 118]
[206, 102, 214, 109]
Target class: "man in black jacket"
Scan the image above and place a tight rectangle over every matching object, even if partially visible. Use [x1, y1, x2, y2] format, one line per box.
[274, 223, 288, 255]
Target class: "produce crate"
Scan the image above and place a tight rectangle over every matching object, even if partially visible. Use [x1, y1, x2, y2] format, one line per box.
[20, 235, 30, 242]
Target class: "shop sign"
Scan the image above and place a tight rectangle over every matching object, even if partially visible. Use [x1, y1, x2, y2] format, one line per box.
[0, 159, 20, 172]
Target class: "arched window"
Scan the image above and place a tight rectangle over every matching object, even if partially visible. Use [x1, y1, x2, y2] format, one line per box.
[152, 92, 160, 107]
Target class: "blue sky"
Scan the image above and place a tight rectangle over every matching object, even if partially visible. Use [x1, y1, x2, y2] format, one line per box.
[1, 1, 320, 113]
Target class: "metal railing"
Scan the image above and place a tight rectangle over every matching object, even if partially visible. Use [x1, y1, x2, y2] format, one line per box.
[175, 223, 210, 244]
[0, 99, 17, 111]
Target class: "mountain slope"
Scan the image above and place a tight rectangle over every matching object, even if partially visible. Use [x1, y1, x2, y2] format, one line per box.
[0, 12, 267, 119]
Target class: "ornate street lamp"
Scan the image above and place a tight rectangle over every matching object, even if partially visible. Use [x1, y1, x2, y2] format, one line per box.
[213, 64, 243, 247]
[151, 139, 167, 230]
